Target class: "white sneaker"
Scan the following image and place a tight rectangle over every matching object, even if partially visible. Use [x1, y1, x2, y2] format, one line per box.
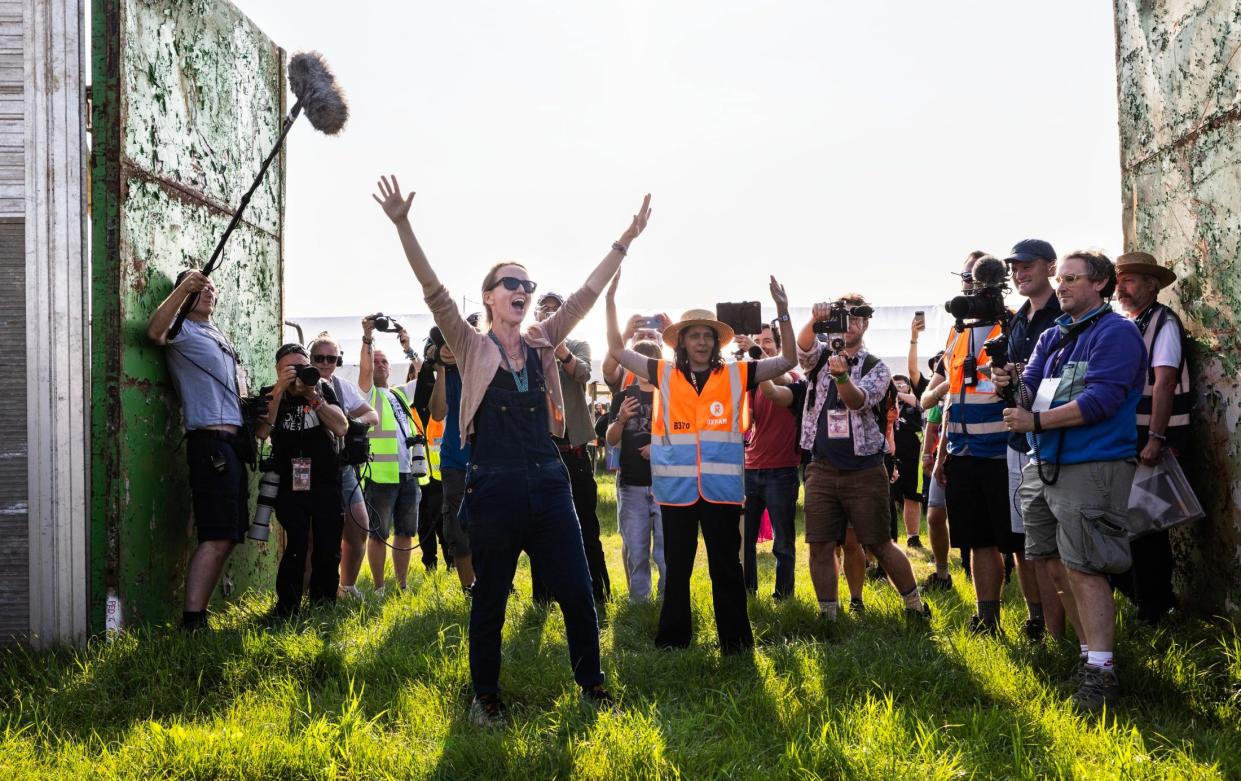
[338, 584, 363, 600]
[374, 586, 386, 598]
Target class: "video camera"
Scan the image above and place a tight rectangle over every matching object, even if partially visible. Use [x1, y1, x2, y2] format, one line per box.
[944, 257, 1009, 330]
[368, 312, 403, 333]
[812, 301, 875, 353]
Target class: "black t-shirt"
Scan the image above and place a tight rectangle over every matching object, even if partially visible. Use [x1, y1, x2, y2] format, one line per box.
[262, 380, 342, 489]
[609, 384, 654, 486]
[894, 402, 923, 456]
[812, 380, 884, 471]
[594, 414, 609, 444]
[646, 359, 760, 394]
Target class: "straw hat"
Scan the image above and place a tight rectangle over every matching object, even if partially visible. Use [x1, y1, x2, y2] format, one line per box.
[1115, 252, 1176, 289]
[662, 309, 734, 349]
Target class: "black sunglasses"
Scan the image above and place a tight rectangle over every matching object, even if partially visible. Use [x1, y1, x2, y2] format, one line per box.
[491, 277, 537, 295]
[311, 354, 339, 364]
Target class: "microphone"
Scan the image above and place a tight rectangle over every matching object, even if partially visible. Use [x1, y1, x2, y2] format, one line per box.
[168, 52, 349, 340]
[972, 256, 1008, 288]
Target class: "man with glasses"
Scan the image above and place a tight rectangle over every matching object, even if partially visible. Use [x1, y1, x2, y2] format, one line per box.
[147, 270, 250, 631]
[534, 291, 612, 605]
[996, 250, 1145, 713]
[306, 333, 380, 598]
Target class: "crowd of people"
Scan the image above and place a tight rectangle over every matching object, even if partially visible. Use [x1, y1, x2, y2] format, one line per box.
[146, 180, 1192, 724]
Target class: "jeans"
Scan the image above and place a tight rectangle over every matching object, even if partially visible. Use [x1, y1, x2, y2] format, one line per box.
[617, 481, 664, 602]
[417, 477, 449, 567]
[742, 467, 800, 598]
[657, 498, 753, 653]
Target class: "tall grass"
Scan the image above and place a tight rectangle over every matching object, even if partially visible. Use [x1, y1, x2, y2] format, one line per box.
[0, 477, 1237, 779]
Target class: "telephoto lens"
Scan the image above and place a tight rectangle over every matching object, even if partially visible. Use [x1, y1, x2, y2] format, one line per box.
[409, 434, 429, 478]
[248, 471, 280, 541]
[296, 365, 321, 387]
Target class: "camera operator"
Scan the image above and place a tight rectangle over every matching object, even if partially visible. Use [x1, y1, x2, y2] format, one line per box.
[306, 333, 379, 599]
[1112, 252, 1191, 624]
[797, 294, 928, 624]
[996, 249, 1145, 713]
[536, 290, 612, 605]
[254, 344, 350, 618]
[357, 316, 424, 594]
[930, 252, 1026, 636]
[735, 323, 801, 601]
[429, 314, 480, 595]
[1002, 240, 1067, 642]
[146, 270, 250, 631]
[408, 328, 452, 572]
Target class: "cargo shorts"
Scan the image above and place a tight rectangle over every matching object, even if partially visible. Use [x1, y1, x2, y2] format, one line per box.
[1019, 458, 1137, 575]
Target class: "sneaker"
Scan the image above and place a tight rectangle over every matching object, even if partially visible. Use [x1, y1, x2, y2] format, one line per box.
[1022, 617, 1046, 643]
[582, 685, 616, 709]
[922, 572, 953, 593]
[967, 614, 1001, 637]
[1072, 665, 1120, 713]
[1063, 657, 1089, 689]
[180, 611, 209, 633]
[463, 583, 475, 599]
[469, 694, 508, 727]
[374, 586, 386, 599]
[905, 602, 932, 621]
[338, 585, 363, 601]
[849, 597, 865, 615]
[907, 536, 924, 549]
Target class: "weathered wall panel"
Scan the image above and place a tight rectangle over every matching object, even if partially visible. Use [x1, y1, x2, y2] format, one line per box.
[1116, 0, 1241, 615]
[0, 218, 27, 641]
[91, 0, 284, 629]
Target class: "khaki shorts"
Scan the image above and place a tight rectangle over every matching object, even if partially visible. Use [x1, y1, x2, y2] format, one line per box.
[1020, 458, 1136, 575]
[803, 460, 892, 547]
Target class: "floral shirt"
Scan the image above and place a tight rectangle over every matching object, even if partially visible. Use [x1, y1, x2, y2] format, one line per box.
[797, 341, 891, 458]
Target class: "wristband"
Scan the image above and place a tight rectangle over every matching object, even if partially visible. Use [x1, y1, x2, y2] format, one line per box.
[404, 347, 417, 360]
[834, 374, 849, 385]
[362, 336, 373, 345]
[1033, 411, 1042, 434]
[561, 352, 575, 366]
[309, 396, 324, 410]
[776, 313, 790, 323]
[612, 241, 628, 255]
[1148, 431, 1167, 441]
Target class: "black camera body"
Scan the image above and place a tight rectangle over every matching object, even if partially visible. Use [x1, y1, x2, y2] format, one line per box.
[369, 312, 402, 333]
[944, 285, 1007, 325]
[340, 418, 371, 466]
[295, 365, 322, 387]
[812, 302, 875, 335]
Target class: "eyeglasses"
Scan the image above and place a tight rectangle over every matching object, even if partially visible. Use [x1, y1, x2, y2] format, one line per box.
[491, 277, 537, 294]
[1055, 273, 1088, 285]
[311, 354, 339, 364]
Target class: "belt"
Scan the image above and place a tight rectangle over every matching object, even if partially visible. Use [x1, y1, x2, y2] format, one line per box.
[187, 429, 240, 442]
[556, 443, 588, 457]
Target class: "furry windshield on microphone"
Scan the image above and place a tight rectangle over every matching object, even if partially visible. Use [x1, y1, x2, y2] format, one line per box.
[288, 51, 349, 135]
[973, 256, 1008, 288]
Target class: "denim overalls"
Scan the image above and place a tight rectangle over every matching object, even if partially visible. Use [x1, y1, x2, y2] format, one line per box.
[459, 344, 603, 696]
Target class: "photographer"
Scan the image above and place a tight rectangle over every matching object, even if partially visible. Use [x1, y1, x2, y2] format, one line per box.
[409, 328, 451, 572]
[306, 333, 379, 600]
[607, 270, 796, 653]
[536, 291, 612, 605]
[358, 315, 424, 594]
[736, 323, 801, 601]
[931, 252, 1025, 636]
[997, 250, 1144, 713]
[255, 344, 350, 618]
[146, 270, 249, 632]
[1002, 239, 1067, 641]
[797, 295, 928, 624]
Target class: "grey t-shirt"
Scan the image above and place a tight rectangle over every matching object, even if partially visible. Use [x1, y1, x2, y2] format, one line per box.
[165, 319, 243, 430]
[557, 337, 595, 448]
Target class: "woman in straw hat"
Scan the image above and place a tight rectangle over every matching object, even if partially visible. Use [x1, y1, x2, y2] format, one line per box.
[605, 270, 796, 653]
[374, 175, 651, 725]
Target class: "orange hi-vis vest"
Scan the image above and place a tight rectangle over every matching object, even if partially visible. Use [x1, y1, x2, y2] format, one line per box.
[650, 360, 750, 506]
[942, 322, 1008, 458]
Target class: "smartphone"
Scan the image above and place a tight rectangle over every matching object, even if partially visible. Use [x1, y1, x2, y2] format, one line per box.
[639, 316, 662, 330]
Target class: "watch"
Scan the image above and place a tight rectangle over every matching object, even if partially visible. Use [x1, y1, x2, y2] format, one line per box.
[561, 352, 575, 366]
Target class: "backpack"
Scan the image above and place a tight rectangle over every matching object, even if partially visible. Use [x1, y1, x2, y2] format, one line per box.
[807, 349, 897, 451]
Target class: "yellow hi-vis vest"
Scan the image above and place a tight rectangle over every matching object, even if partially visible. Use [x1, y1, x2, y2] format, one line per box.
[650, 360, 750, 506]
[367, 385, 427, 485]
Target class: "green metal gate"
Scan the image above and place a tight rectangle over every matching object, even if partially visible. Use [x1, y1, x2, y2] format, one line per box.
[90, 0, 286, 631]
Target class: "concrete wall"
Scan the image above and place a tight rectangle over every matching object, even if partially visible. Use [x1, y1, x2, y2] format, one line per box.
[90, 0, 284, 629]
[1115, 0, 1241, 615]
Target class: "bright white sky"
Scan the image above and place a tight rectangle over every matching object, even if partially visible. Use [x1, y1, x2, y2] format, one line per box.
[233, 0, 1123, 343]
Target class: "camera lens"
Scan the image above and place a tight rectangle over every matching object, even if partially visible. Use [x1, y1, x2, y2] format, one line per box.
[296, 365, 322, 386]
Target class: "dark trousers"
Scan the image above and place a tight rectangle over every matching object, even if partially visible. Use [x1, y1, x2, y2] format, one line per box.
[532, 447, 611, 603]
[275, 483, 343, 614]
[465, 461, 603, 695]
[742, 467, 799, 598]
[657, 498, 753, 653]
[417, 477, 449, 568]
[1111, 529, 1176, 620]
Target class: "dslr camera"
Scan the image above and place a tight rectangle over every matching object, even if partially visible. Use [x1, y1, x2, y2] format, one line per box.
[368, 312, 402, 333]
[423, 326, 446, 365]
[944, 257, 1009, 327]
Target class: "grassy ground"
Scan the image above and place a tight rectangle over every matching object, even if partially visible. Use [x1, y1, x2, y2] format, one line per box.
[1, 479, 1239, 780]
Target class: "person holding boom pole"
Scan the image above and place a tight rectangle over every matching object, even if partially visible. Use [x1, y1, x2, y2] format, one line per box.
[373, 176, 651, 726]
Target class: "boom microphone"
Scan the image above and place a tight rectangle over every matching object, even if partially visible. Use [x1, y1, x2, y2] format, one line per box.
[168, 51, 349, 340]
[972, 256, 1008, 288]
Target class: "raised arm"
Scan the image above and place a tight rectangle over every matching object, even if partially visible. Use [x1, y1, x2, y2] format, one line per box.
[908, 313, 925, 382]
[750, 277, 797, 383]
[147, 271, 209, 345]
[757, 379, 795, 408]
[605, 270, 653, 382]
[373, 176, 441, 293]
[602, 313, 643, 385]
[357, 317, 376, 393]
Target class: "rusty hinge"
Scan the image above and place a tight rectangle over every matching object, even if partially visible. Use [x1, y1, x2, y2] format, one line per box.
[84, 84, 93, 133]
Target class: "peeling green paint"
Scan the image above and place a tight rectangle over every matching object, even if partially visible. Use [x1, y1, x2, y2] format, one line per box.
[91, 0, 286, 631]
[1116, 0, 1241, 616]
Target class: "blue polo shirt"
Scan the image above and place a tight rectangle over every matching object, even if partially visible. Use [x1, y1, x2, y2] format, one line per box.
[439, 365, 471, 470]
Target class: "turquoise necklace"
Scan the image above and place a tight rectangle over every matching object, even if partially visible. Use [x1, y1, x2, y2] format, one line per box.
[489, 331, 529, 392]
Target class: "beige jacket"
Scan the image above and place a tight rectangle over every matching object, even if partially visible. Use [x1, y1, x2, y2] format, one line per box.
[424, 282, 600, 441]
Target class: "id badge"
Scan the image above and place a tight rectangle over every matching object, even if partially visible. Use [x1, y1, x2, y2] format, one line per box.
[827, 409, 851, 439]
[1032, 377, 1060, 413]
[291, 457, 312, 492]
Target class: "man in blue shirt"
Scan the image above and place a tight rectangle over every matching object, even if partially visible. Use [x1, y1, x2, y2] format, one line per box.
[996, 249, 1146, 714]
[431, 314, 478, 595]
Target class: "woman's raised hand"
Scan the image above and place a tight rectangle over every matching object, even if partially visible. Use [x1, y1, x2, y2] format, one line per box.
[372, 175, 416, 224]
[769, 276, 789, 309]
[619, 194, 653, 245]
